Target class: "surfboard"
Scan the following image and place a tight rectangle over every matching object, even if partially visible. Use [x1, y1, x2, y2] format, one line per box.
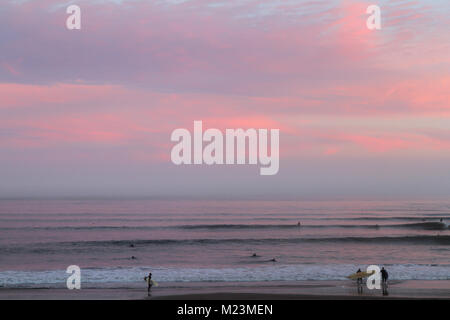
[144, 277, 159, 287]
[347, 271, 375, 280]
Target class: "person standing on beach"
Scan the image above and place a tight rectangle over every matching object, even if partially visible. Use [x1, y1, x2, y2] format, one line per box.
[356, 268, 363, 285]
[380, 267, 388, 284]
[144, 272, 152, 295]
[380, 267, 389, 296]
[356, 268, 363, 294]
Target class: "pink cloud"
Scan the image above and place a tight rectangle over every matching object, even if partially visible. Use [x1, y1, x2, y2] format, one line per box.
[1, 62, 21, 76]
[1, 0, 449, 185]
[2, 82, 450, 159]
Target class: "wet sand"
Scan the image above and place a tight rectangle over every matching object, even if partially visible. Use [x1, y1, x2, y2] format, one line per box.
[0, 280, 449, 300]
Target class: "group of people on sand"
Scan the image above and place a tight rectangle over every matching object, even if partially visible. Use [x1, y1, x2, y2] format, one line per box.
[355, 267, 389, 295]
[144, 267, 391, 296]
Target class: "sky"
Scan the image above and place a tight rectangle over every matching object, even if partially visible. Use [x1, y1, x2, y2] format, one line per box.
[0, 0, 449, 199]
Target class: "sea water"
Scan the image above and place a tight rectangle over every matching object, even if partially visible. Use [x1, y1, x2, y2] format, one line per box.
[0, 199, 448, 287]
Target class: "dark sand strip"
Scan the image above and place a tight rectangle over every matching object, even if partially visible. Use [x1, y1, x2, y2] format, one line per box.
[0, 280, 449, 300]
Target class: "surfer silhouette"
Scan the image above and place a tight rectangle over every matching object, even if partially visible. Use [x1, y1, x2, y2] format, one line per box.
[144, 272, 152, 295]
[356, 269, 362, 284]
[381, 267, 389, 296]
[381, 267, 388, 284]
[356, 268, 363, 294]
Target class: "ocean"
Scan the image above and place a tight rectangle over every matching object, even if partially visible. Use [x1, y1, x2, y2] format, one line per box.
[0, 199, 449, 288]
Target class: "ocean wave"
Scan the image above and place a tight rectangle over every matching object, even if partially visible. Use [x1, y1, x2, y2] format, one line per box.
[0, 221, 447, 231]
[65, 235, 450, 246]
[1, 235, 449, 254]
[394, 222, 448, 230]
[179, 222, 449, 231]
[0, 263, 449, 287]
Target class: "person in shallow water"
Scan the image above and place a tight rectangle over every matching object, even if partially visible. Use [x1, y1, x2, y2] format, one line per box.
[355, 268, 363, 284]
[355, 268, 363, 294]
[381, 267, 389, 296]
[144, 272, 152, 295]
[381, 267, 388, 284]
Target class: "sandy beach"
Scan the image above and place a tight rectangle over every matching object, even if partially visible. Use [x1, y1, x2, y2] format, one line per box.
[1, 280, 449, 300]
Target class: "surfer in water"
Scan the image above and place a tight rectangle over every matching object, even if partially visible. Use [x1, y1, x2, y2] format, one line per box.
[144, 272, 152, 296]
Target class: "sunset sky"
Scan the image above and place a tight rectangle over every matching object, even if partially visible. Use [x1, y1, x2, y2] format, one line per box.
[1, 0, 449, 199]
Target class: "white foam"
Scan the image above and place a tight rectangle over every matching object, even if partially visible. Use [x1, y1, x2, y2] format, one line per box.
[0, 264, 448, 287]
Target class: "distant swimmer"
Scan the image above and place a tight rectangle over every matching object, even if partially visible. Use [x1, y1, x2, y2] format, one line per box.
[251, 253, 259, 257]
[270, 258, 277, 262]
[131, 256, 137, 260]
[297, 221, 301, 227]
[144, 272, 152, 296]
[129, 244, 135, 248]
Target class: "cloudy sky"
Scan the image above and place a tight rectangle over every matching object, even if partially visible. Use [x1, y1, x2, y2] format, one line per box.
[1, 0, 449, 199]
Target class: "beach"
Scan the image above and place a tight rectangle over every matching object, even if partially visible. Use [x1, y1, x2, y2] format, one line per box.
[1, 199, 449, 299]
[1, 280, 449, 300]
